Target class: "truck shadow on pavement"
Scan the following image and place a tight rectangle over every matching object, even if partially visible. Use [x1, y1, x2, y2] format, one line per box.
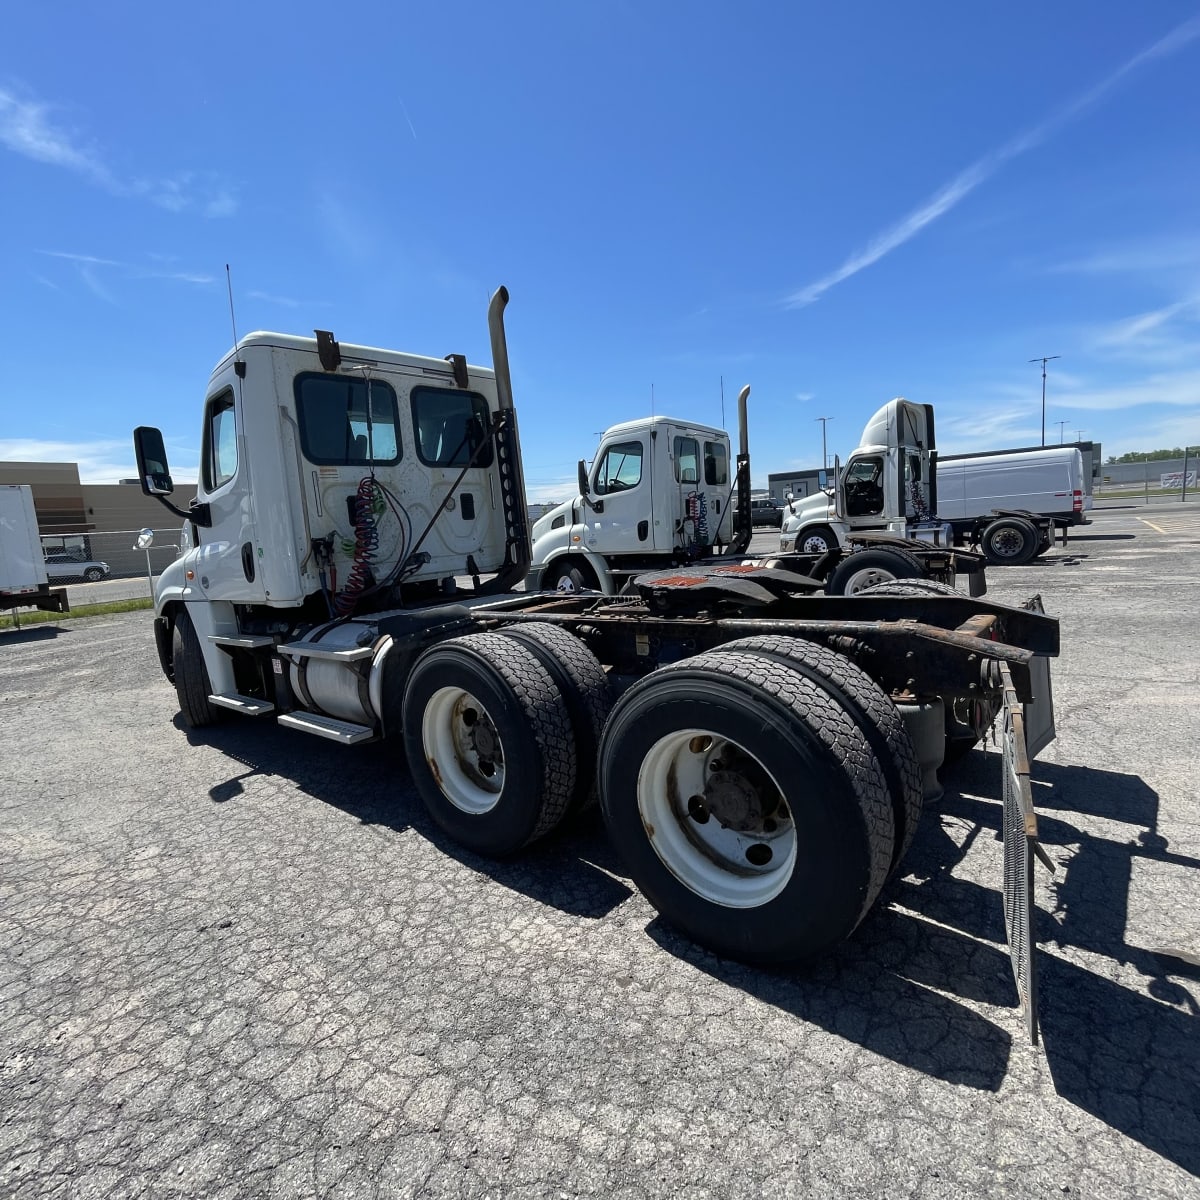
[182, 716, 1198, 1173]
[652, 752, 1200, 1174]
[0, 623, 72, 643]
[179, 716, 633, 920]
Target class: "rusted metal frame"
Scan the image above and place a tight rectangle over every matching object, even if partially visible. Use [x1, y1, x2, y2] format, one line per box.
[487, 606, 1037, 700]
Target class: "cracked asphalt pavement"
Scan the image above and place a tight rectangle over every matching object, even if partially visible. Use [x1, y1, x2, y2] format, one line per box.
[1, 501, 1197, 1197]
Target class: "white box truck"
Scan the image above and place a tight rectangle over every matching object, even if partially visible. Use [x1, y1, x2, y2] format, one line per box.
[0, 484, 70, 618]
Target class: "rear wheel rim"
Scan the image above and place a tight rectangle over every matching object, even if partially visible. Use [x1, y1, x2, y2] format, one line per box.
[989, 528, 1025, 558]
[637, 728, 797, 908]
[842, 565, 898, 593]
[421, 686, 505, 813]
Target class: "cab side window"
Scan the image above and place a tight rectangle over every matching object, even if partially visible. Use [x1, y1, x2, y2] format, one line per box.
[704, 441, 728, 486]
[844, 456, 884, 516]
[674, 436, 700, 484]
[593, 441, 643, 495]
[202, 391, 238, 490]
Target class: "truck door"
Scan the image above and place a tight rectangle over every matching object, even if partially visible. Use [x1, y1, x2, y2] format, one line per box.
[842, 455, 887, 527]
[191, 381, 268, 603]
[671, 432, 705, 552]
[587, 436, 650, 555]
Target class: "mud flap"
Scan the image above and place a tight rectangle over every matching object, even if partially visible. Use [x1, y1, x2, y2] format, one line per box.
[1019, 594, 1056, 760]
[999, 660, 1056, 1044]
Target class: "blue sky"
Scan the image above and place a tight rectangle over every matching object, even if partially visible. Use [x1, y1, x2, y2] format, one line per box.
[2, 2, 1199, 499]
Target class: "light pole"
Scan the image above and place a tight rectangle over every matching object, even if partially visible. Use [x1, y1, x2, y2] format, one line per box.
[815, 416, 833, 470]
[1028, 355, 1061, 447]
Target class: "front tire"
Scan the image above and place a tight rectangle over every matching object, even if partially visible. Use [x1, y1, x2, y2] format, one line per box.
[598, 651, 894, 965]
[825, 546, 924, 595]
[171, 610, 225, 728]
[545, 559, 598, 594]
[401, 632, 576, 856]
[798, 524, 839, 555]
[84, 567, 104, 583]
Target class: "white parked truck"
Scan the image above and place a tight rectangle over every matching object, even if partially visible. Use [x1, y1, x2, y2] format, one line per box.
[780, 399, 1072, 567]
[528, 401, 987, 597]
[527, 414, 740, 595]
[0, 484, 69, 617]
[132, 290, 1060, 1032]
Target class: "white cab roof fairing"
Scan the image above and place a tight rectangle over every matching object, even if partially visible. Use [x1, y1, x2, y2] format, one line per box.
[599, 415, 728, 443]
[857, 398, 934, 454]
[207, 332, 497, 397]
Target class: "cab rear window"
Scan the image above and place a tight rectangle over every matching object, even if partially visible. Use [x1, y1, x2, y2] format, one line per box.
[295, 374, 401, 465]
[410, 387, 494, 468]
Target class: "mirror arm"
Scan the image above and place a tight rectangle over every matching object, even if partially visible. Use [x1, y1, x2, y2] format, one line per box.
[151, 495, 212, 526]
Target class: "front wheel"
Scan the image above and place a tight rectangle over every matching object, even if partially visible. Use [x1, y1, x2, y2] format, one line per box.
[798, 524, 839, 555]
[545, 559, 598, 594]
[171, 610, 225, 728]
[84, 567, 105, 583]
[598, 650, 894, 965]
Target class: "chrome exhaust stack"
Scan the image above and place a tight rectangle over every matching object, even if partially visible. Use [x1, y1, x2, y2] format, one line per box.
[484, 286, 532, 591]
[730, 384, 753, 555]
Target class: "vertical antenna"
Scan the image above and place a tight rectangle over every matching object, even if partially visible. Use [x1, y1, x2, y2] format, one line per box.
[720, 375, 725, 429]
[226, 264, 246, 377]
[651, 383, 655, 417]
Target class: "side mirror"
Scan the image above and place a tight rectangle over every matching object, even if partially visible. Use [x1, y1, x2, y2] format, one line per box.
[134, 426, 174, 496]
[577, 459, 589, 498]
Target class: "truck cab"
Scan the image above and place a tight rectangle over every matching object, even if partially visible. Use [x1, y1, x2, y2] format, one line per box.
[134, 295, 531, 708]
[527, 416, 735, 594]
[781, 398, 936, 554]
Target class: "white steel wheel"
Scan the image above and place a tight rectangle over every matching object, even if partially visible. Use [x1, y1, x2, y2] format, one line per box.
[840, 564, 899, 593]
[637, 728, 797, 909]
[401, 633, 577, 856]
[800, 527, 836, 554]
[421, 686, 506, 814]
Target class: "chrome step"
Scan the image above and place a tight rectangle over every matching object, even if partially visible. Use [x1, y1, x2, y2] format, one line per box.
[209, 634, 276, 649]
[208, 693, 275, 715]
[276, 640, 374, 662]
[276, 711, 375, 744]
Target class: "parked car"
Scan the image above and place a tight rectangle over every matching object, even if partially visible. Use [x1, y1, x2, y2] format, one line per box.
[735, 497, 784, 528]
[43, 553, 110, 583]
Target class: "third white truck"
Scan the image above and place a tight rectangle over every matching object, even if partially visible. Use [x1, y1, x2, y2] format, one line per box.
[781, 399, 1084, 566]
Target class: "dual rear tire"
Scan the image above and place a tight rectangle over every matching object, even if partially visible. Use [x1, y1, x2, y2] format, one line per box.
[598, 643, 923, 965]
[403, 624, 925, 966]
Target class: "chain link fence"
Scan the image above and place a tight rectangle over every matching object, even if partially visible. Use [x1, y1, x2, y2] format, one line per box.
[38, 527, 185, 585]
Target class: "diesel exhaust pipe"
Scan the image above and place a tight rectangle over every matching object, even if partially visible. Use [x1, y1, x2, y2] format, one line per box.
[484, 286, 532, 591]
[730, 384, 753, 555]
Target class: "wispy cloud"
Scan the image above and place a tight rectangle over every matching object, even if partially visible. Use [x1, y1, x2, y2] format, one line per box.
[785, 16, 1200, 308]
[248, 289, 302, 309]
[0, 437, 199, 485]
[1049, 236, 1200, 277]
[36, 249, 215, 299]
[0, 85, 238, 217]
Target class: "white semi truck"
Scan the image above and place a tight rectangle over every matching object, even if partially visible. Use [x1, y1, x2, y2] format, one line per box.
[0, 484, 70, 619]
[132, 289, 1060, 1030]
[780, 399, 1077, 567]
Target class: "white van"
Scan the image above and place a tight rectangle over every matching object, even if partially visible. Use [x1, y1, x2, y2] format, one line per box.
[935, 446, 1086, 526]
